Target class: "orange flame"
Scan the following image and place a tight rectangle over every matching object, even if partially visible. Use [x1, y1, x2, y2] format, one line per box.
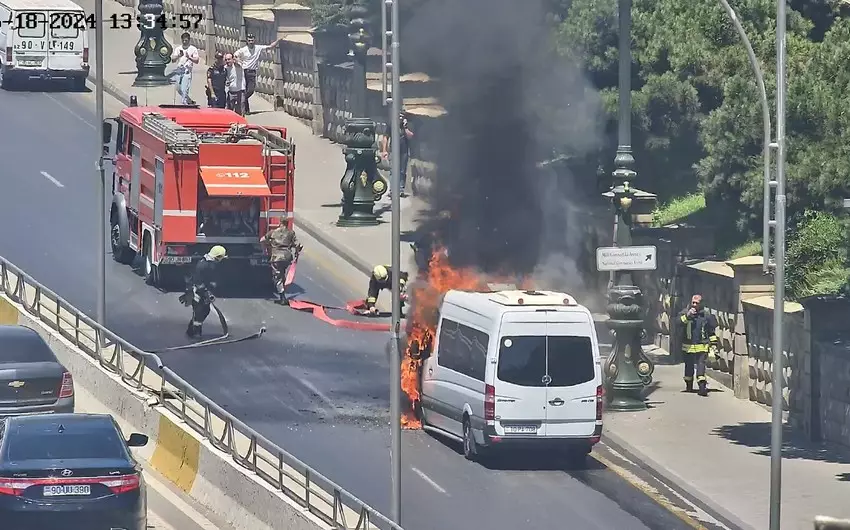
[401, 247, 509, 429]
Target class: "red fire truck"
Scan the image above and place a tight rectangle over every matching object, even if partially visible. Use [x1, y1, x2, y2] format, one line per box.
[102, 103, 295, 290]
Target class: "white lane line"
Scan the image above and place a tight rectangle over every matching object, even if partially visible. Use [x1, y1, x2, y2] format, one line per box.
[293, 373, 337, 413]
[40, 171, 64, 188]
[43, 92, 96, 130]
[411, 467, 448, 495]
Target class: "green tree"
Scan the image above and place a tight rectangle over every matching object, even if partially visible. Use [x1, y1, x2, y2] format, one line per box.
[785, 210, 849, 300]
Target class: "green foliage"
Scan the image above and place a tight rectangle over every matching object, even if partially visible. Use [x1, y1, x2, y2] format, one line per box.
[725, 240, 762, 260]
[304, 0, 349, 29]
[555, 0, 850, 238]
[785, 211, 850, 300]
[651, 192, 705, 227]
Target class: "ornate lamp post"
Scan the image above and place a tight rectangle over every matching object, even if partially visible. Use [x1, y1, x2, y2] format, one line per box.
[337, 118, 388, 226]
[133, 0, 173, 86]
[601, 0, 656, 411]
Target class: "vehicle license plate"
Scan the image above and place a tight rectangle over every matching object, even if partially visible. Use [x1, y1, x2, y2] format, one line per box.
[43, 484, 91, 496]
[504, 424, 538, 434]
[19, 60, 41, 66]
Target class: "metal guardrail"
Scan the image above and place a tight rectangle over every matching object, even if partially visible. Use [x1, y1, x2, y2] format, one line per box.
[815, 516, 850, 529]
[0, 257, 403, 530]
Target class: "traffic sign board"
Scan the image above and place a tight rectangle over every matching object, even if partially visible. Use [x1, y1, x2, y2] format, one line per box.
[596, 246, 657, 272]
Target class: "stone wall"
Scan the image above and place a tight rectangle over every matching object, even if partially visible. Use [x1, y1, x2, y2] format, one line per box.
[638, 248, 850, 448]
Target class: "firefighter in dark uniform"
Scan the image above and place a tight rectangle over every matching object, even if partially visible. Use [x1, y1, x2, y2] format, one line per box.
[181, 245, 227, 338]
[679, 294, 719, 396]
[205, 52, 228, 108]
[365, 265, 409, 316]
[260, 224, 302, 305]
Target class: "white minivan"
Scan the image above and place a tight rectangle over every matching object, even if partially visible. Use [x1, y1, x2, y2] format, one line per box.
[0, 0, 90, 90]
[419, 289, 604, 463]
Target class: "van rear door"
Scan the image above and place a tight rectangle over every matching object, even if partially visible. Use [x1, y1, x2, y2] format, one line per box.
[543, 316, 598, 437]
[12, 12, 48, 68]
[493, 320, 548, 438]
[47, 11, 85, 72]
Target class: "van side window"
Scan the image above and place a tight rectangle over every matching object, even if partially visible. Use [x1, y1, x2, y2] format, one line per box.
[437, 319, 488, 381]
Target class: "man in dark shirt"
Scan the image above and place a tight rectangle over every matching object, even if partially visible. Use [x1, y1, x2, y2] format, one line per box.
[206, 52, 227, 109]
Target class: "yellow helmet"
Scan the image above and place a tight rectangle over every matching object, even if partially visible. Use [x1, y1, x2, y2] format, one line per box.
[372, 265, 388, 281]
[208, 245, 227, 260]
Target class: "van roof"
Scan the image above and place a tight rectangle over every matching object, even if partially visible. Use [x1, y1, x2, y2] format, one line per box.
[0, 0, 84, 10]
[443, 289, 585, 318]
[120, 106, 249, 129]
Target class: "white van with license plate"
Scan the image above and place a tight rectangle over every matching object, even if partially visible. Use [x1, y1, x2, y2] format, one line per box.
[0, 0, 90, 90]
[419, 289, 604, 464]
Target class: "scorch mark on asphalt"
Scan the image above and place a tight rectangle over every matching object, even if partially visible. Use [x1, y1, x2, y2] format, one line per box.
[40, 171, 64, 188]
[411, 467, 448, 495]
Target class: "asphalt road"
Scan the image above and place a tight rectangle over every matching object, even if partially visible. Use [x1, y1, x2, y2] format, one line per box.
[0, 84, 693, 530]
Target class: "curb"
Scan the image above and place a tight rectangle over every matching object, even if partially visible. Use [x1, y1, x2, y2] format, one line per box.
[86, 71, 136, 108]
[294, 216, 374, 278]
[601, 430, 755, 530]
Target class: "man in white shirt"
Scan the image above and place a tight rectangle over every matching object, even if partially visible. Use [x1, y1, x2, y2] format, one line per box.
[171, 32, 200, 105]
[233, 33, 283, 114]
[224, 53, 246, 116]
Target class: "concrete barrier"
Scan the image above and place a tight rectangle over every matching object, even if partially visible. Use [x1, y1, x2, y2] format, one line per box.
[0, 290, 383, 530]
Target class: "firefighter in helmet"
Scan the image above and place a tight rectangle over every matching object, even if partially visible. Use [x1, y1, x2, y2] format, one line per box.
[260, 223, 302, 305]
[679, 294, 719, 396]
[365, 265, 409, 316]
[181, 245, 227, 338]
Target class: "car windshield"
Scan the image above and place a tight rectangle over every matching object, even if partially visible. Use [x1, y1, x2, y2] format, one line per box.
[0, 332, 57, 363]
[7, 428, 127, 461]
[497, 335, 594, 387]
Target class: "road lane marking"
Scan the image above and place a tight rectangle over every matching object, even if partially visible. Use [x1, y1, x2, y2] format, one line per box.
[592, 450, 714, 530]
[292, 372, 337, 414]
[411, 467, 448, 495]
[43, 92, 96, 130]
[39, 171, 64, 188]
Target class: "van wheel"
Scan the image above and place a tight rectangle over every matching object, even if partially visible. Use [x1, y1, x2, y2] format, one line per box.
[0, 66, 13, 90]
[142, 235, 158, 287]
[110, 220, 136, 264]
[462, 418, 478, 461]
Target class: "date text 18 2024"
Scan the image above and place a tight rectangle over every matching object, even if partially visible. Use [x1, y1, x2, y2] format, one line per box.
[1, 12, 203, 31]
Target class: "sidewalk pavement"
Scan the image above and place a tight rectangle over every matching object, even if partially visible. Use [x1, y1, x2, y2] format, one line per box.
[86, 2, 850, 528]
[80, 0, 418, 281]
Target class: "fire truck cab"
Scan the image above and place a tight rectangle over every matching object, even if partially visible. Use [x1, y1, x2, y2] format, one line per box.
[102, 103, 295, 290]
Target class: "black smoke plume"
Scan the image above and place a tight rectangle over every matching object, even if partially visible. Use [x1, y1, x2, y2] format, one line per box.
[404, 0, 604, 286]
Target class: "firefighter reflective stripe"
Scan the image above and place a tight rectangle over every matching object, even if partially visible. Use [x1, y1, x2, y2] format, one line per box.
[680, 314, 689, 324]
[684, 376, 693, 382]
[683, 343, 710, 353]
[709, 335, 719, 344]
[685, 318, 693, 341]
[366, 297, 377, 304]
[696, 375, 707, 382]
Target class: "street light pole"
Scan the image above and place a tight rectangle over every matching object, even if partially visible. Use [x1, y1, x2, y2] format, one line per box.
[386, 0, 402, 523]
[95, 0, 106, 329]
[769, 0, 787, 525]
[715, 0, 772, 274]
[601, 0, 655, 411]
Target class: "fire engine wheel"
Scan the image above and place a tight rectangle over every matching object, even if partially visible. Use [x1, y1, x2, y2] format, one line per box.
[110, 222, 135, 265]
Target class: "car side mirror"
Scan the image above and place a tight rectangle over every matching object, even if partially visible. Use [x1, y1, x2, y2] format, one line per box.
[102, 118, 119, 159]
[126, 433, 148, 447]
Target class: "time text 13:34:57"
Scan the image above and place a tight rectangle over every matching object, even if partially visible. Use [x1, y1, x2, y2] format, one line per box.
[109, 13, 203, 30]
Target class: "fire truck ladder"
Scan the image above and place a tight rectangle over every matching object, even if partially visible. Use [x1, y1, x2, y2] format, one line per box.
[254, 126, 293, 226]
[141, 112, 200, 155]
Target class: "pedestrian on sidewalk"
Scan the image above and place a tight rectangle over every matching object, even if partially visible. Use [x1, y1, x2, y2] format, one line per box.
[678, 294, 719, 396]
[171, 32, 200, 105]
[206, 52, 227, 109]
[224, 53, 246, 116]
[379, 111, 414, 197]
[234, 33, 283, 115]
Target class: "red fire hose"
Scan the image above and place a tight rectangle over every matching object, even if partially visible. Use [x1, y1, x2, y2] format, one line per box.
[284, 259, 393, 332]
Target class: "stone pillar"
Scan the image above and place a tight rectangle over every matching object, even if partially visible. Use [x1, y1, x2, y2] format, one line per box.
[727, 256, 773, 399]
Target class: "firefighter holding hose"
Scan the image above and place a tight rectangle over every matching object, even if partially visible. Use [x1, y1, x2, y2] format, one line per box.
[180, 245, 227, 338]
[365, 265, 409, 316]
[260, 224, 302, 305]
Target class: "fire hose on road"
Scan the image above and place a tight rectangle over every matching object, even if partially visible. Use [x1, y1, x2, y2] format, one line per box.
[285, 258, 399, 332]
